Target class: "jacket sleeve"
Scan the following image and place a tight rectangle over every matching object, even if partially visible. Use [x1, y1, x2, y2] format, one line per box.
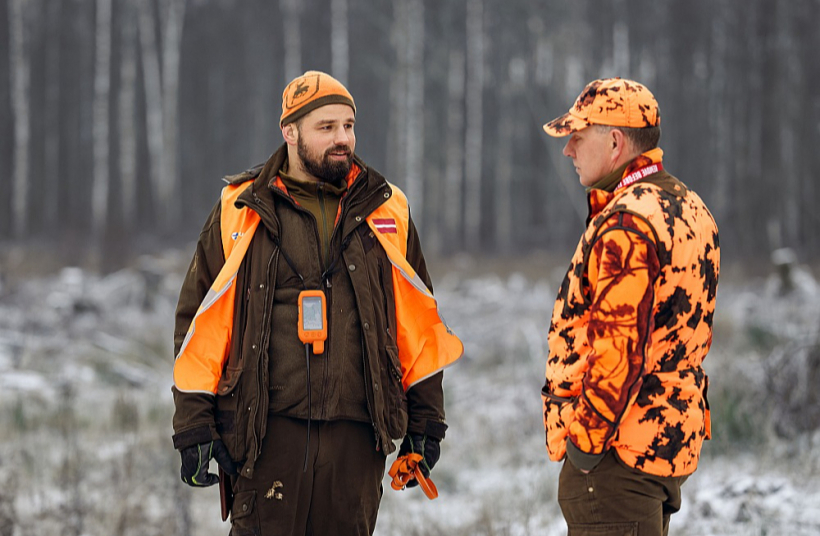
[403, 212, 448, 440]
[171, 200, 226, 450]
[566, 212, 660, 470]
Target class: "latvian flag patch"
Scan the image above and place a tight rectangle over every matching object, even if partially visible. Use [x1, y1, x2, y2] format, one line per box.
[373, 218, 397, 234]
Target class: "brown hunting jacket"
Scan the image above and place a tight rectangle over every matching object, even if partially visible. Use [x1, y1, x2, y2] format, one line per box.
[172, 145, 446, 479]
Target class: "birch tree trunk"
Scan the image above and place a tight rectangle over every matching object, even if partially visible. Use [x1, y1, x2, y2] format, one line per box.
[404, 0, 424, 227]
[494, 83, 513, 253]
[708, 0, 730, 219]
[159, 0, 186, 227]
[92, 0, 113, 238]
[330, 0, 349, 85]
[777, 2, 800, 246]
[386, 0, 408, 188]
[757, 0, 778, 253]
[9, 0, 30, 239]
[119, 0, 138, 229]
[43, 0, 61, 229]
[464, 0, 484, 251]
[494, 58, 525, 253]
[137, 0, 163, 225]
[137, 0, 186, 229]
[443, 48, 465, 249]
[612, 0, 630, 75]
[281, 0, 302, 82]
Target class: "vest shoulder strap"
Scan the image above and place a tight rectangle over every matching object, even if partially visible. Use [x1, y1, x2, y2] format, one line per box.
[220, 181, 256, 260]
[366, 183, 434, 298]
[366, 183, 410, 257]
[223, 162, 265, 185]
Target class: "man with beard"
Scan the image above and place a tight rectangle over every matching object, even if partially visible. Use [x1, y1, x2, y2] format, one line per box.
[171, 71, 462, 535]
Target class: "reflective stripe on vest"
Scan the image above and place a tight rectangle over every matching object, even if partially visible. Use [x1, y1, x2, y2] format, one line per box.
[173, 181, 259, 393]
[173, 180, 462, 394]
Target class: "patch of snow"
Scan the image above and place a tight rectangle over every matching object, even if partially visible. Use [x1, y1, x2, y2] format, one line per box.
[0, 370, 53, 396]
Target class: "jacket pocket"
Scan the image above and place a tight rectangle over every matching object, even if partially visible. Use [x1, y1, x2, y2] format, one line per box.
[383, 345, 408, 438]
[216, 367, 244, 458]
[230, 490, 259, 533]
[542, 385, 575, 460]
[217, 366, 243, 397]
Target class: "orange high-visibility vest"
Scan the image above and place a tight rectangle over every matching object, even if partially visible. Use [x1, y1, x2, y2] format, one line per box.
[173, 180, 462, 395]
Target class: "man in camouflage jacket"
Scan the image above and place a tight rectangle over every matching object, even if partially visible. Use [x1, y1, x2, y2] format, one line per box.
[541, 78, 720, 536]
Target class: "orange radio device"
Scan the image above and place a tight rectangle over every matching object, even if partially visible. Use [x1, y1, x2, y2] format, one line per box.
[298, 290, 327, 354]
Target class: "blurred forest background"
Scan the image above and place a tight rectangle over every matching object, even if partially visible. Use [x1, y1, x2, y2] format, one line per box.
[1, 0, 819, 266]
[3, 1, 820, 535]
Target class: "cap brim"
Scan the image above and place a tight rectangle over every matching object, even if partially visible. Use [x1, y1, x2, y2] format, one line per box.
[542, 112, 590, 137]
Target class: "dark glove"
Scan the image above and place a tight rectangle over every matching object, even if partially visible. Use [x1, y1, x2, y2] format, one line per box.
[180, 439, 238, 487]
[398, 434, 440, 488]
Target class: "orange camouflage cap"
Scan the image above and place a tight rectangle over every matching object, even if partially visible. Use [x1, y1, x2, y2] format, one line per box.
[280, 70, 356, 127]
[543, 78, 660, 137]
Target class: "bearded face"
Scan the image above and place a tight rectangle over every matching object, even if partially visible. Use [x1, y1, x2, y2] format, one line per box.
[296, 132, 353, 184]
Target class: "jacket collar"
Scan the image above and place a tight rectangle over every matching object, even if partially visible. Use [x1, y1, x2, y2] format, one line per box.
[235, 144, 391, 236]
[586, 148, 683, 222]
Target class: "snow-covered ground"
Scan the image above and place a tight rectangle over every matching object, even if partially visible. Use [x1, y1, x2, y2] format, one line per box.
[0, 251, 818, 535]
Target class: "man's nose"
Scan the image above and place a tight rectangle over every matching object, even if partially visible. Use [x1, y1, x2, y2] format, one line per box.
[562, 140, 573, 158]
[333, 127, 351, 145]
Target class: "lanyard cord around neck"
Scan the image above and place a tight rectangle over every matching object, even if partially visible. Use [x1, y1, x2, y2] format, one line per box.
[272, 235, 352, 290]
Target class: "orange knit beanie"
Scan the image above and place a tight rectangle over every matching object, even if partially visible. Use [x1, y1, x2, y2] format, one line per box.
[280, 71, 356, 127]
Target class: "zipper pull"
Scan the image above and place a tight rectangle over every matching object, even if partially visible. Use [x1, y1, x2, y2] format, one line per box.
[325, 276, 332, 288]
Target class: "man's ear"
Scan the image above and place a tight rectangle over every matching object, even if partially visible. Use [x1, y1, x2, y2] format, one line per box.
[609, 128, 628, 162]
[282, 123, 298, 146]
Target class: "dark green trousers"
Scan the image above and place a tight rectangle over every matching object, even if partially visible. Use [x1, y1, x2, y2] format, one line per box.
[558, 450, 689, 536]
[229, 416, 385, 536]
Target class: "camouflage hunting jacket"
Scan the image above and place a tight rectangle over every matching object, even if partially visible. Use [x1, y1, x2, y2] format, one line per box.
[542, 148, 720, 477]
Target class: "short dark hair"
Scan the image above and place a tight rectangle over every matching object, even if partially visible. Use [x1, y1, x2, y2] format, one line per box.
[597, 125, 661, 153]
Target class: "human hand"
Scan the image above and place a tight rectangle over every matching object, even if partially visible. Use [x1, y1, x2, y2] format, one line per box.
[397, 434, 440, 487]
[180, 439, 237, 487]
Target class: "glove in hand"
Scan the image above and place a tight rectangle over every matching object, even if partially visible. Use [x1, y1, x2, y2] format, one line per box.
[398, 434, 440, 488]
[180, 439, 237, 487]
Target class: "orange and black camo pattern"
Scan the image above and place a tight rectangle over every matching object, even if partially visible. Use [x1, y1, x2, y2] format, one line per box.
[542, 150, 720, 477]
[543, 77, 661, 137]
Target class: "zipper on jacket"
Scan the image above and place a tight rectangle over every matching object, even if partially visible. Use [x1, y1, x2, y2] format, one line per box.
[270, 182, 333, 422]
[251, 248, 278, 463]
[270, 184, 329, 285]
[319, 274, 331, 420]
[246, 190, 281, 468]
[342, 184, 395, 452]
[318, 186, 331, 270]
[360, 328, 380, 451]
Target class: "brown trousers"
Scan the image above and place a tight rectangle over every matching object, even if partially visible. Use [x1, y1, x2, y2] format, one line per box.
[229, 416, 386, 536]
[558, 450, 689, 536]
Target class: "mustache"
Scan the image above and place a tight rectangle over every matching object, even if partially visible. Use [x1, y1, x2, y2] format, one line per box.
[325, 145, 351, 156]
